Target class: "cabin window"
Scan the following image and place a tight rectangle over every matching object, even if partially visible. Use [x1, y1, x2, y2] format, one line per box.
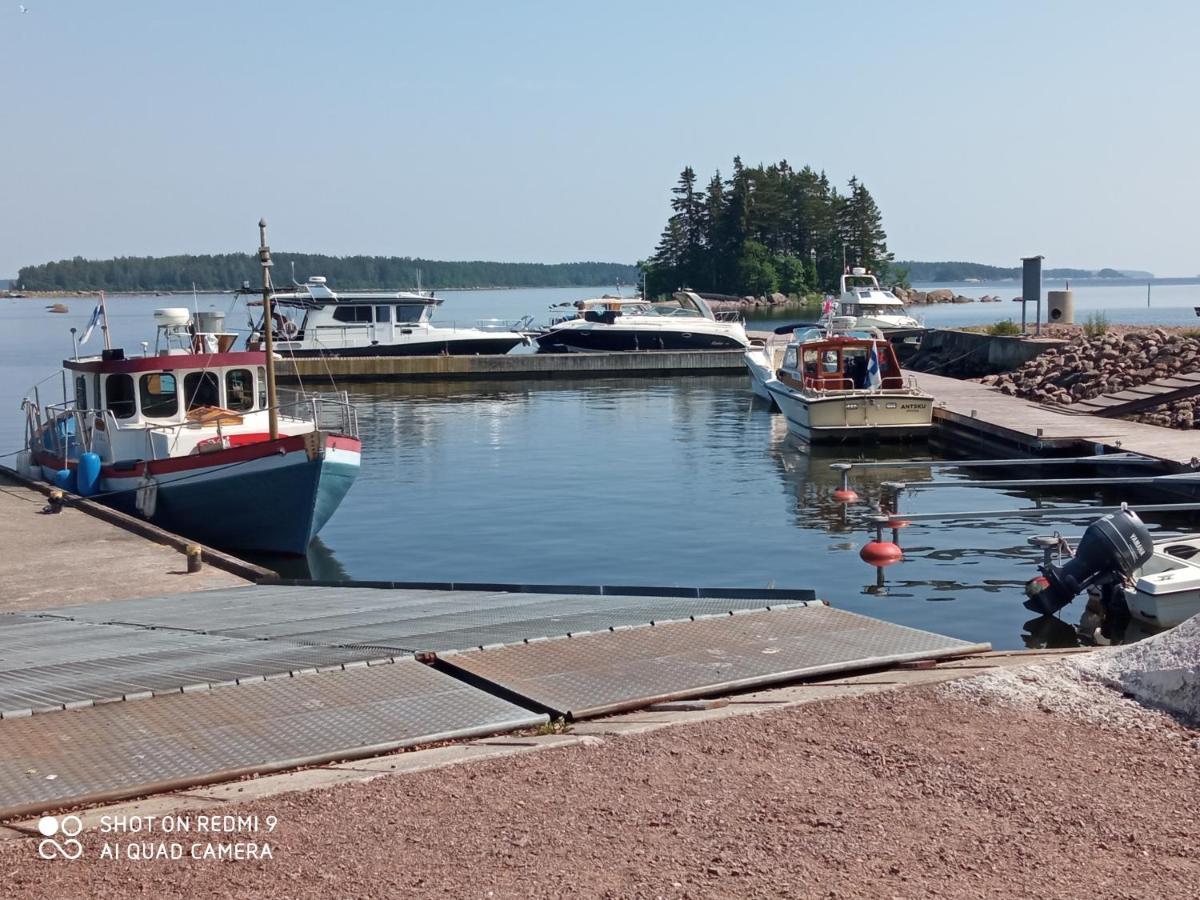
[332, 305, 372, 323]
[395, 304, 426, 323]
[782, 348, 798, 370]
[375, 305, 391, 323]
[104, 374, 135, 419]
[74, 375, 88, 410]
[183, 371, 220, 411]
[225, 369, 255, 412]
[802, 349, 819, 375]
[139, 373, 178, 419]
[257, 367, 267, 409]
[822, 350, 840, 373]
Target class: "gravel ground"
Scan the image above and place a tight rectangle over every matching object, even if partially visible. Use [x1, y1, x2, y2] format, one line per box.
[3, 686, 1196, 899]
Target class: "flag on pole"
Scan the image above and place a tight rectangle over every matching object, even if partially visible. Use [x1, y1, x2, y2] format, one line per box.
[80, 299, 103, 344]
[867, 344, 883, 389]
[821, 299, 834, 316]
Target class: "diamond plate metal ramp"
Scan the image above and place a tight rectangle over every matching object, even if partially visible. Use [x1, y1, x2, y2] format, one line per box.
[0, 660, 545, 820]
[434, 605, 991, 719]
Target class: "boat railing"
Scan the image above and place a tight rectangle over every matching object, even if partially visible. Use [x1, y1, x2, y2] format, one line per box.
[475, 315, 535, 333]
[714, 310, 744, 323]
[277, 388, 360, 438]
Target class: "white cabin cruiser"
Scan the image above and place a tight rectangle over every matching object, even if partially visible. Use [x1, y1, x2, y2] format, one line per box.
[535, 291, 749, 353]
[838, 267, 920, 330]
[247, 276, 530, 357]
[763, 318, 933, 443]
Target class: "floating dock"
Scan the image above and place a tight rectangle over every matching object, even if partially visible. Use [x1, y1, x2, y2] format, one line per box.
[277, 349, 746, 383]
[910, 370, 1200, 470]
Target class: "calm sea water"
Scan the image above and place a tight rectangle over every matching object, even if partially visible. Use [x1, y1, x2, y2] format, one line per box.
[3, 284, 1197, 650]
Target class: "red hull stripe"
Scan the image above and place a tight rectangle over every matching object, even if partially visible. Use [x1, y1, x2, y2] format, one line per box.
[66, 351, 266, 375]
[33, 433, 361, 480]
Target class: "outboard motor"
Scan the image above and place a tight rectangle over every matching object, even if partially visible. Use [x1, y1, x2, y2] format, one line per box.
[1024, 508, 1153, 616]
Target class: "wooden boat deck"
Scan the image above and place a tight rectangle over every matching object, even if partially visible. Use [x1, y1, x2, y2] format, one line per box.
[907, 370, 1200, 469]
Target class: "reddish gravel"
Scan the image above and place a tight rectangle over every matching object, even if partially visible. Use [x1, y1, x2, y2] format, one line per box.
[4, 687, 1197, 899]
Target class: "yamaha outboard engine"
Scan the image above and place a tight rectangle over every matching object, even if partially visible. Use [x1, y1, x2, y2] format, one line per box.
[1024, 508, 1153, 616]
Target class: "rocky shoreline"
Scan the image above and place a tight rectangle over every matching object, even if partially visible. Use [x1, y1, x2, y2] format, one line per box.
[893, 287, 1004, 305]
[979, 328, 1200, 429]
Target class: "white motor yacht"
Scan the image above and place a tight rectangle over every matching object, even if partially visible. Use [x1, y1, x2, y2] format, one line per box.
[838, 267, 921, 330]
[535, 291, 749, 353]
[247, 276, 530, 357]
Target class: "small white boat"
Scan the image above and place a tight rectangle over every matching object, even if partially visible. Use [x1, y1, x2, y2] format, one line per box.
[744, 338, 779, 404]
[763, 318, 934, 443]
[1126, 536, 1200, 628]
[838, 267, 920, 331]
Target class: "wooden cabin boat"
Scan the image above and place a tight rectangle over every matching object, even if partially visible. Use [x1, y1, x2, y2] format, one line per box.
[763, 318, 933, 442]
[20, 306, 360, 555]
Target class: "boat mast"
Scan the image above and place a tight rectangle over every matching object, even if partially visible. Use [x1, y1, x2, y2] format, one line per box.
[259, 218, 280, 440]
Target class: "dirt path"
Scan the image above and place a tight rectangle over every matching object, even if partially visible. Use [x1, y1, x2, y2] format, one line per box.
[3, 686, 1196, 899]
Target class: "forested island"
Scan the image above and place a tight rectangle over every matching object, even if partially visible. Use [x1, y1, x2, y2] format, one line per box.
[13, 254, 641, 293]
[641, 157, 891, 298]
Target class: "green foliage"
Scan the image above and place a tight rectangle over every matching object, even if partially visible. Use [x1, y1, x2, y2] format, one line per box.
[987, 319, 1021, 336]
[16, 254, 641, 292]
[643, 158, 891, 298]
[1083, 312, 1110, 338]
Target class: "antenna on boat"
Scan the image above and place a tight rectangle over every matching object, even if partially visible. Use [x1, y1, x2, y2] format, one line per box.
[259, 218, 280, 440]
[291, 261, 300, 287]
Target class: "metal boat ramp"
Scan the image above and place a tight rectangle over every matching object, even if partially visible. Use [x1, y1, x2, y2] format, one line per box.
[0, 581, 987, 819]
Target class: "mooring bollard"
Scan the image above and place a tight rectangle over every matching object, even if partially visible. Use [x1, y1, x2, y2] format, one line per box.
[185, 544, 203, 574]
[43, 489, 64, 515]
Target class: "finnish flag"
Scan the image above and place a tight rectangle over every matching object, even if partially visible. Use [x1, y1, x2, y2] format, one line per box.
[867, 344, 882, 389]
[80, 300, 103, 344]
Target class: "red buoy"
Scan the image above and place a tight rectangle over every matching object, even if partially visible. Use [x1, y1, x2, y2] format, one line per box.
[860, 541, 903, 565]
[832, 488, 859, 503]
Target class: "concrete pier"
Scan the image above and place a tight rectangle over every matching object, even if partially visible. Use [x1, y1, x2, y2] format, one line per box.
[277, 349, 746, 383]
[0, 473, 253, 612]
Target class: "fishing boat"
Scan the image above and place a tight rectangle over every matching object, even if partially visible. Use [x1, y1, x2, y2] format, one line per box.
[535, 291, 749, 353]
[763, 318, 933, 442]
[246, 276, 530, 357]
[18, 224, 361, 556]
[837, 267, 920, 330]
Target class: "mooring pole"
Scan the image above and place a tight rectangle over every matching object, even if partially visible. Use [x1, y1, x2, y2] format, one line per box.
[259, 218, 279, 440]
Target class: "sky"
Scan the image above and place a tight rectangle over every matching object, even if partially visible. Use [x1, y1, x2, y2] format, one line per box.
[2, 1, 1198, 277]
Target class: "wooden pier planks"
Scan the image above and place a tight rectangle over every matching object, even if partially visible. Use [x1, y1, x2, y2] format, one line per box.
[907, 370, 1200, 468]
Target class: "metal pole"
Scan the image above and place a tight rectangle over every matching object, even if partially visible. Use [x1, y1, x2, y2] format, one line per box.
[259, 218, 280, 440]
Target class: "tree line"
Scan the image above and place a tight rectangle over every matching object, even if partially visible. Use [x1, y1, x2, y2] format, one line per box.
[898, 261, 1132, 283]
[14, 254, 641, 292]
[641, 157, 892, 298]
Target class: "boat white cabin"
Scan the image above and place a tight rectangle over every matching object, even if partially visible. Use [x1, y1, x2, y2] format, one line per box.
[535, 291, 749, 353]
[248, 276, 530, 357]
[838, 267, 920, 331]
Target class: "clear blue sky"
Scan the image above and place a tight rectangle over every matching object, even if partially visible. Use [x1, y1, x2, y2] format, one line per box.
[3, 1, 1198, 276]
